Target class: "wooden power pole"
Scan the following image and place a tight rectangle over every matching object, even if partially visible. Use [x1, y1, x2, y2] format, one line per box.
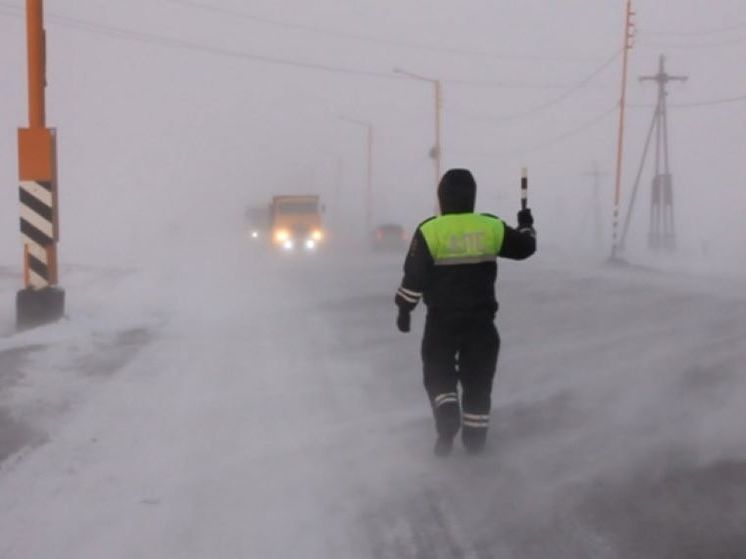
[610, 0, 635, 261]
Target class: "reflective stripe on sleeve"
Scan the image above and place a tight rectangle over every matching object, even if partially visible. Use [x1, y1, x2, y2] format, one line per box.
[397, 286, 421, 303]
[518, 226, 536, 238]
[399, 287, 422, 298]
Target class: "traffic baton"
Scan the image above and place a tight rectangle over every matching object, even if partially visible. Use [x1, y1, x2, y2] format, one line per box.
[521, 167, 528, 210]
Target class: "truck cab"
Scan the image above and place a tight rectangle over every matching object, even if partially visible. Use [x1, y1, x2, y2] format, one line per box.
[270, 195, 325, 252]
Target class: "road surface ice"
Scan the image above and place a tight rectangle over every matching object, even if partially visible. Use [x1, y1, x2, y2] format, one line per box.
[1, 239, 745, 558]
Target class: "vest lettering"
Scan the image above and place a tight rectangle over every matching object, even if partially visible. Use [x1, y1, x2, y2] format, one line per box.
[420, 214, 505, 262]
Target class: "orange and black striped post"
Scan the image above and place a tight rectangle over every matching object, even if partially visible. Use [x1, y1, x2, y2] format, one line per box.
[16, 0, 64, 329]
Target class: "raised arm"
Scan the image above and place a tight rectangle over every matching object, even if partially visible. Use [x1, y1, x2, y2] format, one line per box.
[498, 209, 536, 260]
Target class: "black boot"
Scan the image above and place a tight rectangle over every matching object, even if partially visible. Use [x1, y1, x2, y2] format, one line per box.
[433, 435, 454, 457]
[432, 401, 460, 457]
[462, 426, 487, 455]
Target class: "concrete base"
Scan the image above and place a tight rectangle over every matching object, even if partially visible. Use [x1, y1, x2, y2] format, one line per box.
[16, 287, 65, 331]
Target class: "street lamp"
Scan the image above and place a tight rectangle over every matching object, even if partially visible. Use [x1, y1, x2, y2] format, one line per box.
[393, 67, 443, 190]
[338, 116, 374, 233]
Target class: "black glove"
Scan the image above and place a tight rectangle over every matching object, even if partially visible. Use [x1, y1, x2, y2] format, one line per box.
[517, 208, 534, 229]
[396, 309, 411, 333]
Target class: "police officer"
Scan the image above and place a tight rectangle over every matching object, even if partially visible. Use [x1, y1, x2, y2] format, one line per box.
[395, 169, 536, 456]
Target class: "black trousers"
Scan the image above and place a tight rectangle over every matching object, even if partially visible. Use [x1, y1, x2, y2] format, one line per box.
[421, 313, 500, 447]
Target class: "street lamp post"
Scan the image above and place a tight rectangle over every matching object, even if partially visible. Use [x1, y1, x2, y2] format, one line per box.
[394, 68, 443, 190]
[339, 117, 374, 233]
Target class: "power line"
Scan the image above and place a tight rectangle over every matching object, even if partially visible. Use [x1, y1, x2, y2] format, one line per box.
[629, 93, 746, 109]
[641, 21, 746, 37]
[436, 77, 577, 91]
[0, 4, 406, 81]
[446, 49, 620, 125]
[0, 5, 580, 91]
[673, 92, 746, 107]
[163, 0, 598, 63]
[453, 103, 618, 158]
[510, 103, 618, 153]
[637, 34, 746, 49]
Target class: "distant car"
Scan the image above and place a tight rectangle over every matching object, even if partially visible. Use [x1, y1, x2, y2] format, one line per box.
[371, 223, 407, 251]
[245, 205, 270, 242]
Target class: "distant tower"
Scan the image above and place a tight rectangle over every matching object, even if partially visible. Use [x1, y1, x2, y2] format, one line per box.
[621, 55, 687, 252]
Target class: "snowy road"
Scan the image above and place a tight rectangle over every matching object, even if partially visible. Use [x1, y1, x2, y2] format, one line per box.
[1, 242, 745, 558]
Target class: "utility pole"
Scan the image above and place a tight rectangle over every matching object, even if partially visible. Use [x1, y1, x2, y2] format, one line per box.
[17, 0, 64, 329]
[393, 68, 444, 197]
[432, 79, 443, 186]
[610, 0, 635, 261]
[619, 55, 686, 252]
[339, 117, 374, 232]
[584, 161, 608, 250]
[333, 157, 343, 211]
[366, 123, 373, 231]
[643, 55, 686, 251]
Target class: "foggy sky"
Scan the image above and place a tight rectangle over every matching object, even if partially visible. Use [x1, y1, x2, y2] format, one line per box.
[1, 0, 745, 269]
[1, 4, 745, 556]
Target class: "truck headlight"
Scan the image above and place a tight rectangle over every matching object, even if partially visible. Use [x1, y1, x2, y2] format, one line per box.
[310, 229, 324, 242]
[274, 229, 290, 243]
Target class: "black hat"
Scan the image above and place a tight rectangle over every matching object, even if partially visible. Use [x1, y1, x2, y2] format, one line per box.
[438, 169, 476, 214]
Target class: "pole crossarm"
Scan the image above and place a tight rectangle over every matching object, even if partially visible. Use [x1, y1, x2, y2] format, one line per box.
[639, 55, 688, 86]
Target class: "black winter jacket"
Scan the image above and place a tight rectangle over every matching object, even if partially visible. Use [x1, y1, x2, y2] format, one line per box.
[395, 169, 536, 317]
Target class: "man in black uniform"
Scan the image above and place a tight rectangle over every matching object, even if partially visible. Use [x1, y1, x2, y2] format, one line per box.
[395, 169, 536, 456]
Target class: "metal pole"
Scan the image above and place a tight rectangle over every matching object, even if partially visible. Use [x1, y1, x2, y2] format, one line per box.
[17, 0, 65, 328]
[583, 162, 607, 250]
[591, 162, 603, 245]
[661, 84, 675, 248]
[610, 0, 634, 260]
[434, 80, 442, 186]
[639, 54, 686, 252]
[26, 0, 45, 129]
[651, 75, 663, 248]
[337, 116, 374, 231]
[620, 104, 659, 249]
[392, 68, 443, 209]
[366, 124, 373, 232]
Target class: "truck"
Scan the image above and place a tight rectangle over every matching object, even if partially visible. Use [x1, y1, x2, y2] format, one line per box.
[269, 195, 325, 251]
